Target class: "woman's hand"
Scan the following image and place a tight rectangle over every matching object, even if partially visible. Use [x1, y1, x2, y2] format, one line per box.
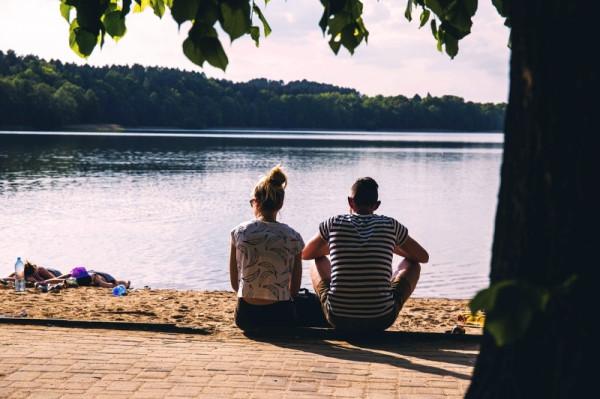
[289, 253, 302, 297]
[229, 241, 239, 292]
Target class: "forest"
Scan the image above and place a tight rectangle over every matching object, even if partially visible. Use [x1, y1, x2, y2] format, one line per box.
[0, 50, 505, 131]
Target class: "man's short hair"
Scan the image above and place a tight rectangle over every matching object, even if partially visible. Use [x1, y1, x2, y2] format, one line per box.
[351, 177, 379, 207]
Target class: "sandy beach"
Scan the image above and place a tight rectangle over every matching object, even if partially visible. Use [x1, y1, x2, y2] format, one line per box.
[0, 286, 483, 336]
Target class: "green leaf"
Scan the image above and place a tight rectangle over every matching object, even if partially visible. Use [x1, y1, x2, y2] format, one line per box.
[492, 0, 511, 27]
[220, 2, 250, 42]
[171, 0, 199, 24]
[252, 4, 271, 37]
[106, 2, 118, 12]
[249, 26, 260, 47]
[492, 0, 506, 16]
[469, 284, 500, 315]
[183, 25, 228, 70]
[349, 0, 363, 19]
[72, 1, 105, 34]
[444, 8, 472, 33]
[60, 3, 72, 22]
[69, 20, 98, 57]
[150, 0, 166, 17]
[436, 30, 443, 52]
[470, 280, 550, 347]
[122, 0, 132, 15]
[419, 8, 430, 28]
[430, 18, 437, 37]
[404, 0, 413, 22]
[134, 0, 150, 13]
[195, 0, 219, 25]
[328, 38, 341, 55]
[103, 11, 127, 38]
[356, 16, 369, 43]
[444, 34, 458, 58]
[339, 24, 360, 54]
[318, 10, 328, 33]
[424, 0, 443, 17]
[464, 0, 478, 16]
[328, 13, 352, 36]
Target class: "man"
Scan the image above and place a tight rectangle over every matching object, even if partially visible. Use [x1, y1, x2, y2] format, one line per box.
[302, 177, 428, 332]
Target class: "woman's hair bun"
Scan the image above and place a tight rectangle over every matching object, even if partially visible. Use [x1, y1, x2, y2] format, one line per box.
[267, 165, 287, 188]
[253, 165, 287, 213]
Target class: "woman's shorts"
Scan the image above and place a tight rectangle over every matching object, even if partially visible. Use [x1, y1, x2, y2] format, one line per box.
[76, 276, 92, 286]
[234, 298, 297, 331]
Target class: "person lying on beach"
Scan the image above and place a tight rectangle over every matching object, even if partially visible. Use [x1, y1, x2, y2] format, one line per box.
[229, 165, 304, 331]
[302, 177, 429, 333]
[1, 261, 62, 287]
[39, 266, 130, 289]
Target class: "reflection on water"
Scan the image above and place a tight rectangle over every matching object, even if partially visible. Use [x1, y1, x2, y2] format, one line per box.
[0, 131, 502, 298]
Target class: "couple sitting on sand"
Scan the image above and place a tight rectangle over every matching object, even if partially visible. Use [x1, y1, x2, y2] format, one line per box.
[230, 166, 428, 333]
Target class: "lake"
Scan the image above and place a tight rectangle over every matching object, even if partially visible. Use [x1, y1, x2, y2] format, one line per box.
[0, 130, 503, 298]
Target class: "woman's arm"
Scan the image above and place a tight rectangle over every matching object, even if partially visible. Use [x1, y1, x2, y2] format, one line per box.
[394, 235, 429, 263]
[229, 241, 239, 293]
[301, 233, 329, 260]
[40, 274, 71, 284]
[290, 253, 302, 297]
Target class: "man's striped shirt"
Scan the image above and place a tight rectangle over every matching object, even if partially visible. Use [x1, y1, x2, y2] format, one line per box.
[319, 213, 408, 319]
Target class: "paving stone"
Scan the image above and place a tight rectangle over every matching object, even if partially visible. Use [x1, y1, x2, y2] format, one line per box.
[0, 325, 478, 399]
[5, 372, 41, 382]
[25, 391, 62, 399]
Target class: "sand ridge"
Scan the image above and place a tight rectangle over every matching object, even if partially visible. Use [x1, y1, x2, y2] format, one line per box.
[0, 286, 482, 336]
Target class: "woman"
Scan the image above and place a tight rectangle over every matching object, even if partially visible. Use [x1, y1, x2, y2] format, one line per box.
[230, 165, 304, 331]
[1, 261, 62, 287]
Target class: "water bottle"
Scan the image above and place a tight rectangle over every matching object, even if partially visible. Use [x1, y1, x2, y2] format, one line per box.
[112, 284, 127, 296]
[14, 257, 25, 293]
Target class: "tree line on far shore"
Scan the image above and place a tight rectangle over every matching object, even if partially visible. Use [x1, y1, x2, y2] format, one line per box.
[0, 50, 505, 131]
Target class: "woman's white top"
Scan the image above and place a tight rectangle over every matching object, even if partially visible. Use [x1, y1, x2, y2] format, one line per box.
[231, 220, 304, 301]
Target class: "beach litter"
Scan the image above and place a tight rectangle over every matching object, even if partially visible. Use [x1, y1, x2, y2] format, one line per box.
[458, 310, 486, 327]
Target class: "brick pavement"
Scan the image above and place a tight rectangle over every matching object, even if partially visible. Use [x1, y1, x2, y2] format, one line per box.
[0, 325, 478, 398]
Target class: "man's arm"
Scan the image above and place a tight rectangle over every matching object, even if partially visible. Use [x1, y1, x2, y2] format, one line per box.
[394, 235, 429, 263]
[229, 241, 239, 292]
[302, 233, 329, 260]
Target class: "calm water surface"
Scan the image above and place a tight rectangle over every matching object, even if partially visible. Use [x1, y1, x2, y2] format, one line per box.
[0, 130, 502, 298]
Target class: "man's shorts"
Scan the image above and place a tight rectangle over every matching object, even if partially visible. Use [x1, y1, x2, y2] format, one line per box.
[315, 277, 413, 332]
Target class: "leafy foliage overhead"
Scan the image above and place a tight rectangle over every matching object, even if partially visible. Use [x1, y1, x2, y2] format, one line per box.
[0, 50, 505, 131]
[59, 0, 511, 70]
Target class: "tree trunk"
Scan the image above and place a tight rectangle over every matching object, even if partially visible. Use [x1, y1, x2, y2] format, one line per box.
[466, 1, 597, 398]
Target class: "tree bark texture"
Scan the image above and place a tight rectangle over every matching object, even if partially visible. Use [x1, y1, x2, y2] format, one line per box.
[466, 1, 597, 398]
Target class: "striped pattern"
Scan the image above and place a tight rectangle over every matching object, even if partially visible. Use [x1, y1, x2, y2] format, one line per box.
[319, 214, 408, 318]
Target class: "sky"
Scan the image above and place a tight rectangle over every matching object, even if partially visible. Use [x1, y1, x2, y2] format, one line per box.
[0, 0, 510, 103]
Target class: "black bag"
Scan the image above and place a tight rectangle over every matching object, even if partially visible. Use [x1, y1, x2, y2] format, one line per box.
[293, 288, 329, 327]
